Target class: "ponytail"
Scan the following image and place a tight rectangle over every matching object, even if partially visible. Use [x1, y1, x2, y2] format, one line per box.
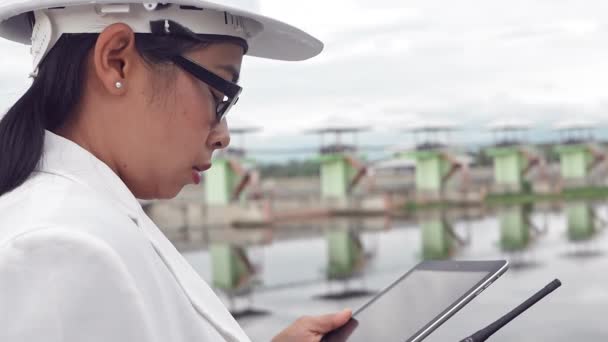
[0, 34, 97, 196]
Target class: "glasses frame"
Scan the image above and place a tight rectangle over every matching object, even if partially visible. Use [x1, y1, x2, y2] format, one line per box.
[171, 55, 242, 122]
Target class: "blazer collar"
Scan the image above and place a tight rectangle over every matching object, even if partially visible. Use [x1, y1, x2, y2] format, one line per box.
[37, 130, 141, 219]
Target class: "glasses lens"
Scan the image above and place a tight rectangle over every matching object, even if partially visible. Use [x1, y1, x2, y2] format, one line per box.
[216, 94, 241, 121]
[217, 102, 228, 121]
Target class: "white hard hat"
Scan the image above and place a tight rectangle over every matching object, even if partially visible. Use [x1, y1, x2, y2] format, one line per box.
[0, 1, 323, 72]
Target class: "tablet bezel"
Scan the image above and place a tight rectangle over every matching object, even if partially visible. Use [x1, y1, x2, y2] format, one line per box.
[325, 260, 508, 342]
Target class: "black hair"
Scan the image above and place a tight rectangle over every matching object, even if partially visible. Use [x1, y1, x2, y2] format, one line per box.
[0, 29, 215, 196]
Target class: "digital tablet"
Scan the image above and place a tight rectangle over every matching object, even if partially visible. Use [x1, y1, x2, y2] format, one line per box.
[322, 260, 509, 342]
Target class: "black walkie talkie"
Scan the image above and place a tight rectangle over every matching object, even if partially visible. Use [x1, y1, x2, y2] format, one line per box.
[459, 279, 562, 342]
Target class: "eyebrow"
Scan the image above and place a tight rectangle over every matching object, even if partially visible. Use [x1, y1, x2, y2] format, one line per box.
[216, 64, 240, 83]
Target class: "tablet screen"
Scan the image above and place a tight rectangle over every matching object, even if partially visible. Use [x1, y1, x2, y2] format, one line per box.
[324, 261, 504, 342]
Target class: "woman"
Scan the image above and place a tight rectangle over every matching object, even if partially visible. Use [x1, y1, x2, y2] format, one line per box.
[0, 1, 351, 341]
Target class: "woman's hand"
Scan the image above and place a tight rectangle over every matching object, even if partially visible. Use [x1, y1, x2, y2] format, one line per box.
[271, 309, 352, 342]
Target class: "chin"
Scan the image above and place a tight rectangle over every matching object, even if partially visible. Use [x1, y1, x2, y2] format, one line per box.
[156, 187, 182, 200]
[136, 184, 182, 200]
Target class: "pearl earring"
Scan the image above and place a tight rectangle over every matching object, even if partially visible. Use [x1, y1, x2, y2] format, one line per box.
[115, 81, 123, 89]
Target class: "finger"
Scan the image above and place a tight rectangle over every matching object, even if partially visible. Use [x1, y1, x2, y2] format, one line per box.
[310, 309, 353, 333]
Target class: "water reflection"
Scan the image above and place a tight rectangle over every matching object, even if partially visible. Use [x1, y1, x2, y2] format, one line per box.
[563, 201, 606, 259]
[494, 203, 548, 270]
[326, 229, 366, 280]
[181, 201, 608, 341]
[209, 243, 259, 314]
[206, 227, 273, 317]
[420, 214, 470, 260]
[566, 202, 599, 242]
[317, 218, 379, 300]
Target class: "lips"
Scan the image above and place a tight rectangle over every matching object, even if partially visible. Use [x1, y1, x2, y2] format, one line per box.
[193, 163, 212, 172]
[191, 163, 211, 185]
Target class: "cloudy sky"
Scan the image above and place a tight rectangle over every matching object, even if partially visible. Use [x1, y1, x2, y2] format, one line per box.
[2, 0, 608, 160]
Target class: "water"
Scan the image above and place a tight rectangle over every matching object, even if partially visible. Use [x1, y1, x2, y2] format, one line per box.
[183, 203, 608, 341]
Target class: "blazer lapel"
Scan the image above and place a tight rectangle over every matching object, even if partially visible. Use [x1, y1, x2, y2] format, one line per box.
[137, 213, 251, 342]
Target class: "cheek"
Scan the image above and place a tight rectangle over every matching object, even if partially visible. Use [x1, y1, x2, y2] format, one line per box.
[175, 77, 215, 127]
[140, 76, 216, 176]
[163, 80, 216, 154]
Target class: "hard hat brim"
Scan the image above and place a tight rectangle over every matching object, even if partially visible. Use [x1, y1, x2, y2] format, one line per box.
[0, 0, 323, 61]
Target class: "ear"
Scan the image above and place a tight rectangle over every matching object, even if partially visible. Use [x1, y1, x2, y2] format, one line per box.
[92, 23, 138, 95]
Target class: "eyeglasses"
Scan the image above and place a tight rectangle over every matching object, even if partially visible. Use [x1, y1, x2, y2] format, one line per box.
[171, 55, 242, 122]
[149, 19, 244, 122]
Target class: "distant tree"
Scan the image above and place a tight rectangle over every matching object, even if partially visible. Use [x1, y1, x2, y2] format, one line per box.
[472, 149, 493, 167]
[259, 160, 321, 178]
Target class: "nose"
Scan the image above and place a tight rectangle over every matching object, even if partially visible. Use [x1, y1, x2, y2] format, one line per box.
[207, 119, 231, 150]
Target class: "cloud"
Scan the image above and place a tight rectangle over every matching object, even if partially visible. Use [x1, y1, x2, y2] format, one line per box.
[2, 0, 608, 161]
[260, 0, 422, 41]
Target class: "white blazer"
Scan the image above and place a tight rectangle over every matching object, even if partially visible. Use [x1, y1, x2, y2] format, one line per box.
[0, 131, 251, 342]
